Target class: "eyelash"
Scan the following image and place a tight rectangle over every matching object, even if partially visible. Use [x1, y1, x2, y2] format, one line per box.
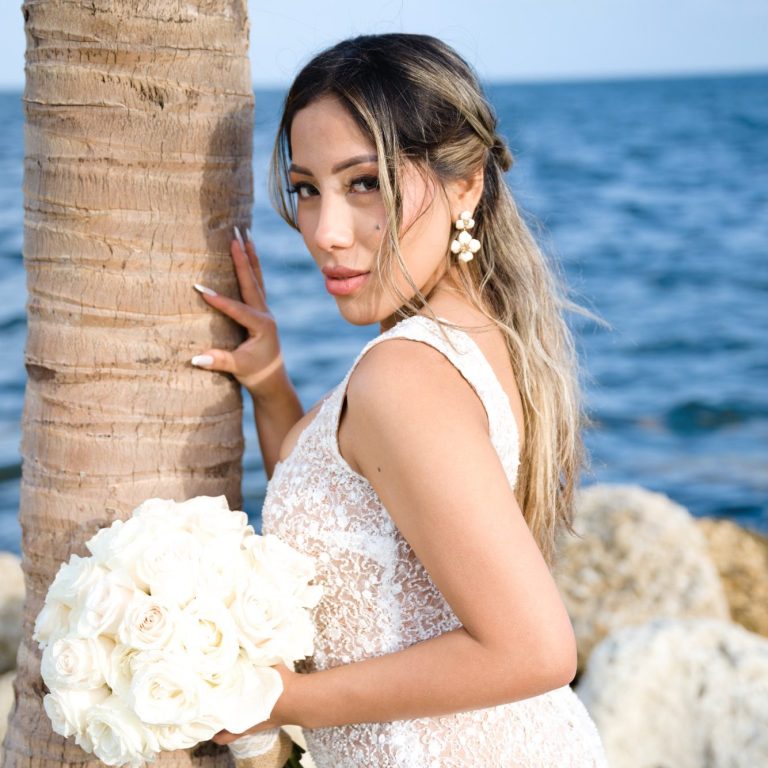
[350, 175, 380, 193]
[287, 175, 380, 199]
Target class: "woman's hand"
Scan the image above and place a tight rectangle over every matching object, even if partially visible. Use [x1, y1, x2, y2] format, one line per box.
[211, 663, 299, 746]
[191, 227, 286, 401]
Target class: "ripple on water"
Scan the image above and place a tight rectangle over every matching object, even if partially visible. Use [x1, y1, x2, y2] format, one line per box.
[664, 400, 768, 434]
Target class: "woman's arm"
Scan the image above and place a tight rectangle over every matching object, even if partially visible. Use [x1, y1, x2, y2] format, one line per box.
[285, 623, 574, 729]
[192, 232, 303, 478]
[291, 340, 576, 726]
[249, 376, 303, 479]
[223, 338, 577, 736]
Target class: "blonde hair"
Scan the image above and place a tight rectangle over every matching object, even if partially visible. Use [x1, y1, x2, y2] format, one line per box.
[270, 34, 586, 567]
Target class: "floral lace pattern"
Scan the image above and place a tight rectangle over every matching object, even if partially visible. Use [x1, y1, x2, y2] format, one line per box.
[262, 316, 608, 767]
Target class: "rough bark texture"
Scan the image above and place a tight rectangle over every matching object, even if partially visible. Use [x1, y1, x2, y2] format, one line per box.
[4, 1, 254, 765]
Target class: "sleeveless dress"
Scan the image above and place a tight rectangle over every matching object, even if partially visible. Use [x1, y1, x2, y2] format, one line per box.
[261, 314, 608, 768]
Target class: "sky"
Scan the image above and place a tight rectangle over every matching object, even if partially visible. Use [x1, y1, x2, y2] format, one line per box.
[1, 0, 767, 89]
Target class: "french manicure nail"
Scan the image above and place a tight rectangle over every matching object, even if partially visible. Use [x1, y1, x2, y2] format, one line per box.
[245, 227, 253, 243]
[234, 226, 245, 250]
[191, 354, 214, 367]
[193, 283, 217, 297]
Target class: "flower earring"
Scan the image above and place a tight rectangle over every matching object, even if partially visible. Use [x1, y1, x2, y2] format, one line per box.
[450, 210, 481, 262]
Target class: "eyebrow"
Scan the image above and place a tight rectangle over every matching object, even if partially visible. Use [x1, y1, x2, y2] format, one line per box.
[288, 153, 378, 176]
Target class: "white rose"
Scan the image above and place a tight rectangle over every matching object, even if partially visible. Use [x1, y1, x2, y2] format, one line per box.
[302, 582, 323, 609]
[174, 495, 247, 539]
[269, 608, 316, 667]
[129, 652, 206, 725]
[152, 717, 221, 751]
[131, 496, 227, 546]
[117, 593, 179, 651]
[195, 540, 245, 605]
[84, 519, 123, 564]
[209, 655, 283, 734]
[263, 534, 316, 579]
[46, 555, 106, 608]
[132, 497, 190, 527]
[105, 643, 143, 699]
[70, 568, 137, 638]
[41, 635, 114, 690]
[230, 572, 292, 665]
[243, 534, 321, 607]
[84, 695, 159, 768]
[43, 685, 110, 739]
[135, 530, 203, 606]
[182, 497, 250, 604]
[243, 607, 315, 668]
[33, 598, 72, 648]
[178, 597, 240, 680]
[95, 512, 177, 590]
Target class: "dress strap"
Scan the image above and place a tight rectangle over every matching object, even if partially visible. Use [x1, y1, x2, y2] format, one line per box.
[325, 314, 520, 490]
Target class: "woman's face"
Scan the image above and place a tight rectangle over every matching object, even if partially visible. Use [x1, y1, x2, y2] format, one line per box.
[288, 96, 460, 327]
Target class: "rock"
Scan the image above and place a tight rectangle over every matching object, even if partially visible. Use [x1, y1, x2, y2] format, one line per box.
[575, 618, 768, 768]
[0, 552, 24, 674]
[696, 517, 768, 638]
[553, 484, 729, 671]
[0, 670, 14, 745]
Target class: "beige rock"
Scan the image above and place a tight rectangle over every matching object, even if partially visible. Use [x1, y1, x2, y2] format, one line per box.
[554, 484, 729, 671]
[696, 517, 768, 637]
[0, 553, 24, 674]
[0, 671, 15, 746]
[575, 618, 768, 768]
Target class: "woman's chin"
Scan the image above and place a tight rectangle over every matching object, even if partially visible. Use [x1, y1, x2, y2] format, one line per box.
[337, 309, 381, 327]
[335, 299, 386, 327]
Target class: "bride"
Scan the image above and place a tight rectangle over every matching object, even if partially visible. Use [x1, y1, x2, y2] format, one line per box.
[192, 33, 608, 768]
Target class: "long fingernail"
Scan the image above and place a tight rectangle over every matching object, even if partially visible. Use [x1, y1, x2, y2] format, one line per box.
[233, 226, 245, 250]
[191, 354, 214, 367]
[193, 283, 217, 297]
[245, 227, 253, 243]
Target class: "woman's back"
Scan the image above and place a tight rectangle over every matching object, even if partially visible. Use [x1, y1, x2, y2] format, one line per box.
[261, 314, 607, 767]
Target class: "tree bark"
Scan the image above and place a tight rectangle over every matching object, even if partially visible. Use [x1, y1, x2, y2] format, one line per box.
[3, 1, 254, 765]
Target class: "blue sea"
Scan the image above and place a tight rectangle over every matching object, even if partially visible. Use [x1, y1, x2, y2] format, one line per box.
[1, 73, 766, 553]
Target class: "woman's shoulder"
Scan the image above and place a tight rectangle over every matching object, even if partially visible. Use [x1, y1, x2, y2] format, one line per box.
[346, 307, 524, 452]
[344, 316, 491, 435]
[339, 332, 492, 478]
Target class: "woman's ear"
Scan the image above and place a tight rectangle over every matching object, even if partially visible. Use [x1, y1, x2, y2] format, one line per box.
[446, 167, 484, 219]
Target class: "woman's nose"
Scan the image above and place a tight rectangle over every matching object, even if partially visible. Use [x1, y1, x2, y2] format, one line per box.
[313, 194, 354, 252]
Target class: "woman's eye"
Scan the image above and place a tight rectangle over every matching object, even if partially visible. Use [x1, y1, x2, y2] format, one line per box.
[350, 176, 380, 193]
[288, 182, 318, 199]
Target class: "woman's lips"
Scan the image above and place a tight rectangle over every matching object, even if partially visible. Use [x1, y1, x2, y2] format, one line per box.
[321, 265, 371, 297]
[324, 272, 370, 296]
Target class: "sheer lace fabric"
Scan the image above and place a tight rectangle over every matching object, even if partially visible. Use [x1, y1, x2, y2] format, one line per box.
[261, 315, 608, 767]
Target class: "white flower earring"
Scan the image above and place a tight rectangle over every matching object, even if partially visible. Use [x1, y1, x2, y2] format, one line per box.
[450, 210, 481, 262]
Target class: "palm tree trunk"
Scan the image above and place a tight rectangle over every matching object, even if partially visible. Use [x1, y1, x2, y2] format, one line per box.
[3, 1, 254, 765]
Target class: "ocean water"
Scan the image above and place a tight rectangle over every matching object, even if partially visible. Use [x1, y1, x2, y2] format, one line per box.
[1, 73, 766, 553]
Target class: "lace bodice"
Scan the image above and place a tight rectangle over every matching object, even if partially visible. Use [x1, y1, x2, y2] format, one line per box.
[261, 315, 608, 767]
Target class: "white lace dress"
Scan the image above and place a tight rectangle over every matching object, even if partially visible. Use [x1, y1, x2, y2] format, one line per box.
[261, 315, 608, 767]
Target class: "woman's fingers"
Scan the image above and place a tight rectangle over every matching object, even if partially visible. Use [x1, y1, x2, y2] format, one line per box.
[211, 730, 237, 746]
[193, 284, 268, 335]
[191, 348, 238, 374]
[244, 227, 267, 300]
[231, 229, 266, 310]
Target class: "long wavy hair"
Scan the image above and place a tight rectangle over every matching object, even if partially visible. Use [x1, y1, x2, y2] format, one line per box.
[270, 33, 586, 567]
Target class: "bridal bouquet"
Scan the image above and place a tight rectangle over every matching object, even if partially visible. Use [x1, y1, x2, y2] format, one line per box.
[33, 495, 321, 768]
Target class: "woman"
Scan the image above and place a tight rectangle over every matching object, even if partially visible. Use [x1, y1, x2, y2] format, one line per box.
[192, 33, 608, 767]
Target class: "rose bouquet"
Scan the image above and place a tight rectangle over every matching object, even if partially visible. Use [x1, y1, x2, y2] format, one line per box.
[33, 495, 321, 768]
